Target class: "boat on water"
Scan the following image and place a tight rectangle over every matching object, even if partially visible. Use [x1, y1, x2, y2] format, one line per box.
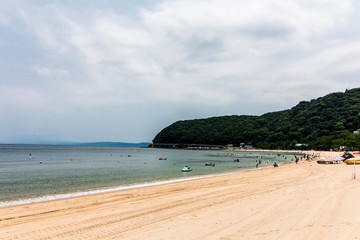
[181, 166, 192, 172]
[344, 157, 360, 165]
[205, 162, 215, 167]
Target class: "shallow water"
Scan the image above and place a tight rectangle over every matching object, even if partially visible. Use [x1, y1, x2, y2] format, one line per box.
[0, 145, 299, 206]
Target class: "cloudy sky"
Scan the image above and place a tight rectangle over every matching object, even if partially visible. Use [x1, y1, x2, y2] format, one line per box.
[1, 0, 360, 143]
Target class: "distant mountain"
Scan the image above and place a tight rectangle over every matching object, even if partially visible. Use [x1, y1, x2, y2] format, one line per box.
[5, 141, 151, 147]
[153, 88, 360, 150]
[75, 142, 151, 147]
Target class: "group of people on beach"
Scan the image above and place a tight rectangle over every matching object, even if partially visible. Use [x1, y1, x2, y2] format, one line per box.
[234, 153, 306, 169]
[255, 159, 278, 168]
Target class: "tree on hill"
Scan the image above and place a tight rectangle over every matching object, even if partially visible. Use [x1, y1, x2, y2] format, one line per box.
[153, 88, 360, 150]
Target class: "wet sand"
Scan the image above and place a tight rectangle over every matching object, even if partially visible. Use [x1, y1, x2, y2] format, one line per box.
[2, 151, 360, 239]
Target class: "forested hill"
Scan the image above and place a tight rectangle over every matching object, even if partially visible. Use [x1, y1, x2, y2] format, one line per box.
[152, 88, 360, 150]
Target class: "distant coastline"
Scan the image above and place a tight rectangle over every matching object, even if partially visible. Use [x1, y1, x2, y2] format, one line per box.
[0, 142, 151, 147]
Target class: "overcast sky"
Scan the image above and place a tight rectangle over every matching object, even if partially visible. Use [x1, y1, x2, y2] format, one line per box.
[1, 0, 360, 143]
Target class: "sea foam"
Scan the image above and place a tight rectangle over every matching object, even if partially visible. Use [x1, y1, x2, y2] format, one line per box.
[0, 171, 241, 208]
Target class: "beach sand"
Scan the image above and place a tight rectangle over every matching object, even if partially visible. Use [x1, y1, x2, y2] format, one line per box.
[2, 151, 360, 239]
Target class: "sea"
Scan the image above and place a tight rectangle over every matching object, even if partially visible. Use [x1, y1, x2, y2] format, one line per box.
[0, 145, 300, 207]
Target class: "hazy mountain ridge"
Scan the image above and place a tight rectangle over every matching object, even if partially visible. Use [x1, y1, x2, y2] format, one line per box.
[1, 142, 151, 147]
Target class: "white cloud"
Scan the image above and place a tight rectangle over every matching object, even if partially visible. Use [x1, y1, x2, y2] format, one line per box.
[0, 0, 359, 142]
[0, 12, 9, 25]
[31, 66, 70, 77]
[281, 41, 360, 86]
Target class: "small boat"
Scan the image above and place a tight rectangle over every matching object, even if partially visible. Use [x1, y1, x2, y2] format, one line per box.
[205, 162, 215, 167]
[181, 166, 192, 172]
[344, 157, 360, 165]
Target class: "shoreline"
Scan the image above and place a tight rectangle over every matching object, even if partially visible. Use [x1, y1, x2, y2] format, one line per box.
[0, 153, 297, 208]
[3, 150, 357, 239]
[0, 168, 258, 208]
[0, 149, 304, 207]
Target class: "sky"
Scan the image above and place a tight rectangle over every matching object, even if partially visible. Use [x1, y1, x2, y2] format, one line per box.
[1, 0, 360, 143]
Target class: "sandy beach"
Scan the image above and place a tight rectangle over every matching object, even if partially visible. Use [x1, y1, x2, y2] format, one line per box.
[2, 151, 360, 239]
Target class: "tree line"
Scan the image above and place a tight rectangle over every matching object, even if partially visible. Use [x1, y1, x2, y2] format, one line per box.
[152, 88, 360, 150]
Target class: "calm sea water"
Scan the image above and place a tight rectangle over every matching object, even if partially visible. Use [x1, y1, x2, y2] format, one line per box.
[0, 145, 299, 206]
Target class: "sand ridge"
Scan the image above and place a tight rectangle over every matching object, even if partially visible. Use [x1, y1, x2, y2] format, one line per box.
[2, 151, 360, 239]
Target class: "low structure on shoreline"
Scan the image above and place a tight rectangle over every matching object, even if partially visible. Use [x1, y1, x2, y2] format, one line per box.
[151, 143, 225, 150]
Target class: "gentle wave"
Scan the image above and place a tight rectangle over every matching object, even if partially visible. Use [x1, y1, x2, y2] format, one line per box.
[0, 171, 245, 208]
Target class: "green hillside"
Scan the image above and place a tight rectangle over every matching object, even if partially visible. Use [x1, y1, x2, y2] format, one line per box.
[153, 88, 360, 150]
